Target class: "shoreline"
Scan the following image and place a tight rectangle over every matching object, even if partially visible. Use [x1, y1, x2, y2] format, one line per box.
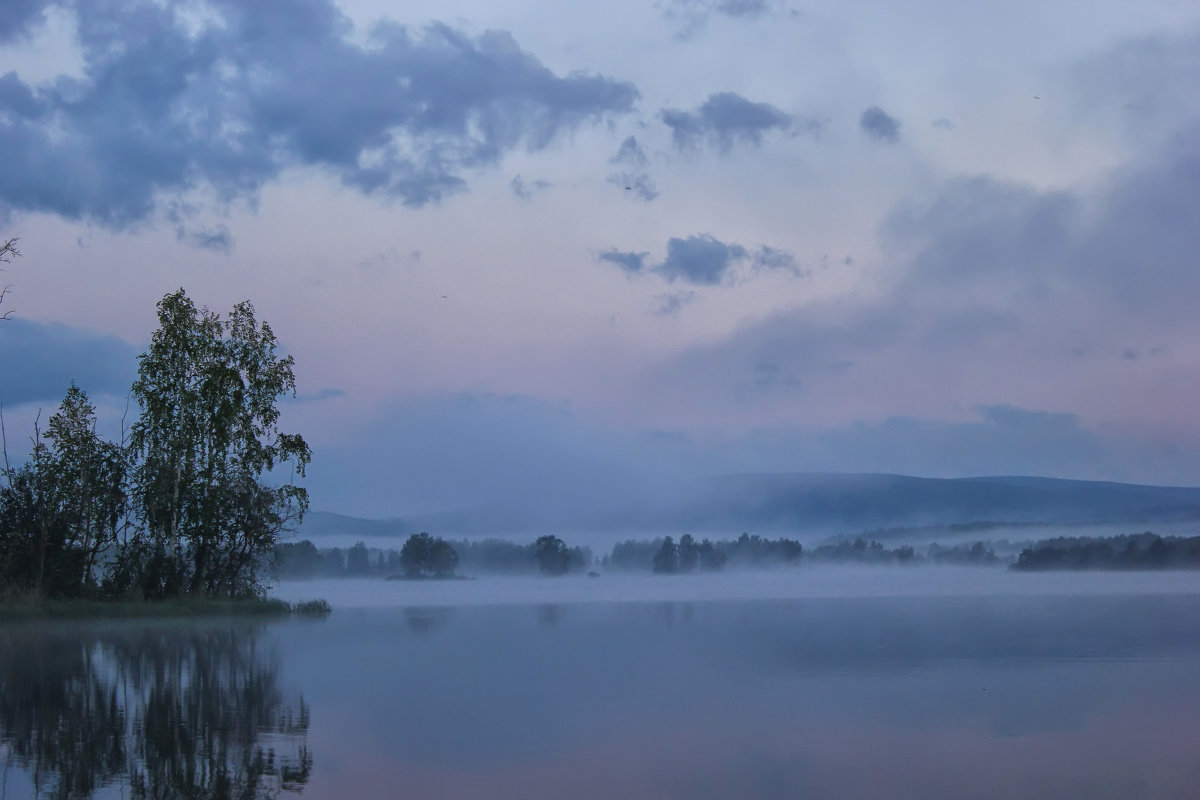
[0, 596, 332, 620]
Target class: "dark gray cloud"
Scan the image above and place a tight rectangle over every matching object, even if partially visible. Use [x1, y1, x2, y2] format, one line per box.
[599, 234, 800, 285]
[931, 117, 955, 130]
[510, 175, 551, 201]
[0, 0, 638, 231]
[0, 319, 137, 405]
[598, 248, 649, 274]
[659, 234, 747, 284]
[0, 0, 45, 44]
[860, 106, 901, 143]
[661, 92, 804, 153]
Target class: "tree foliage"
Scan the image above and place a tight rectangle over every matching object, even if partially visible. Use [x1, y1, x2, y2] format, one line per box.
[398, 533, 459, 578]
[122, 290, 311, 598]
[0, 289, 310, 601]
[0, 385, 126, 597]
[534, 535, 570, 576]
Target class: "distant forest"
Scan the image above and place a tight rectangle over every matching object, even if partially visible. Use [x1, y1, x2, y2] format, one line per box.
[273, 530, 1200, 579]
[273, 532, 1005, 579]
[274, 534, 592, 579]
[1013, 533, 1200, 571]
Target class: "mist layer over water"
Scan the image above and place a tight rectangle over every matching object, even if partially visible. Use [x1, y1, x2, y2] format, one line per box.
[4, 577, 1200, 798]
[271, 565, 1200, 608]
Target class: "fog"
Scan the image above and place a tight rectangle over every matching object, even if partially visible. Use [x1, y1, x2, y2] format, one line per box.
[271, 565, 1200, 609]
[6, 566, 1200, 799]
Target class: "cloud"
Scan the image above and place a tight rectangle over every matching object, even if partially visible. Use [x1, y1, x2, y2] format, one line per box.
[652, 290, 697, 316]
[303, 390, 1200, 517]
[714, 0, 771, 17]
[179, 225, 233, 253]
[610, 136, 648, 168]
[931, 117, 955, 130]
[598, 234, 800, 285]
[659, 234, 747, 284]
[719, 405, 1113, 479]
[637, 99, 1200, 444]
[0, 0, 638, 232]
[0, 0, 45, 45]
[608, 172, 659, 202]
[661, 92, 805, 154]
[510, 174, 550, 201]
[1069, 31, 1200, 146]
[0, 319, 137, 405]
[305, 392, 677, 517]
[880, 126, 1200, 318]
[752, 245, 803, 274]
[598, 248, 649, 274]
[607, 136, 658, 200]
[662, 0, 772, 38]
[860, 105, 901, 143]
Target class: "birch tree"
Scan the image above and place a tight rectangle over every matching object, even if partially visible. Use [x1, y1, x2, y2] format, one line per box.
[128, 289, 310, 598]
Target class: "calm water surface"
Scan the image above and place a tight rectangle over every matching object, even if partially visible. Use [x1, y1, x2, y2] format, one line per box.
[4, 571, 1200, 799]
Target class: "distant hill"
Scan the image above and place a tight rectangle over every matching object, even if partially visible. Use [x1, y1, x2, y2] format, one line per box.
[666, 473, 1200, 531]
[298, 473, 1200, 539]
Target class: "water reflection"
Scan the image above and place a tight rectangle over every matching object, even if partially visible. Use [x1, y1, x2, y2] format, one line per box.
[0, 622, 310, 799]
[403, 606, 452, 635]
[536, 604, 563, 627]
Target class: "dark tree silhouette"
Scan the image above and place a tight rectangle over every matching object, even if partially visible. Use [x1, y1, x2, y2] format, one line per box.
[398, 533, 459, 578]
[534, 535, 570, 575]
[653, 537, 679, 574]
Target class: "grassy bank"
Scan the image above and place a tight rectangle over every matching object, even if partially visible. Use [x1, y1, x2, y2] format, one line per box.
[0, 596, 332, 620]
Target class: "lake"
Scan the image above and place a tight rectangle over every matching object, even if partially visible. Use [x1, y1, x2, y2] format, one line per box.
[3, 567, 1200, 799]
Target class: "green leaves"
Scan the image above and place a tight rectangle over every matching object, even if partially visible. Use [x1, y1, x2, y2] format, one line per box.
[2, 288, 310, 600]
[129, 289, 311, 597]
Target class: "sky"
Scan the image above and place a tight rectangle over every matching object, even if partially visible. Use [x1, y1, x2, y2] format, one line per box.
[1, 0, 1199, 517]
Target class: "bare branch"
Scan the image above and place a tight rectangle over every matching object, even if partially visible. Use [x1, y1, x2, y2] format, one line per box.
[0, 403, 11, 488]
[0, 237, 20, 320]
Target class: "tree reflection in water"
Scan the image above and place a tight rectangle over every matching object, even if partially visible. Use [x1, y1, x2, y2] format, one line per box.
[0, 622, 310, 799]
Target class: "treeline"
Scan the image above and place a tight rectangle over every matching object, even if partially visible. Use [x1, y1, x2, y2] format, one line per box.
[0, 290, 310, 602]
[275, 534, 592, 579]
[275, 532, 1010, 578]
[607, 533, 803, 574]
[1013, 533, 1200, 571]
[605, 535, 1001, 572]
